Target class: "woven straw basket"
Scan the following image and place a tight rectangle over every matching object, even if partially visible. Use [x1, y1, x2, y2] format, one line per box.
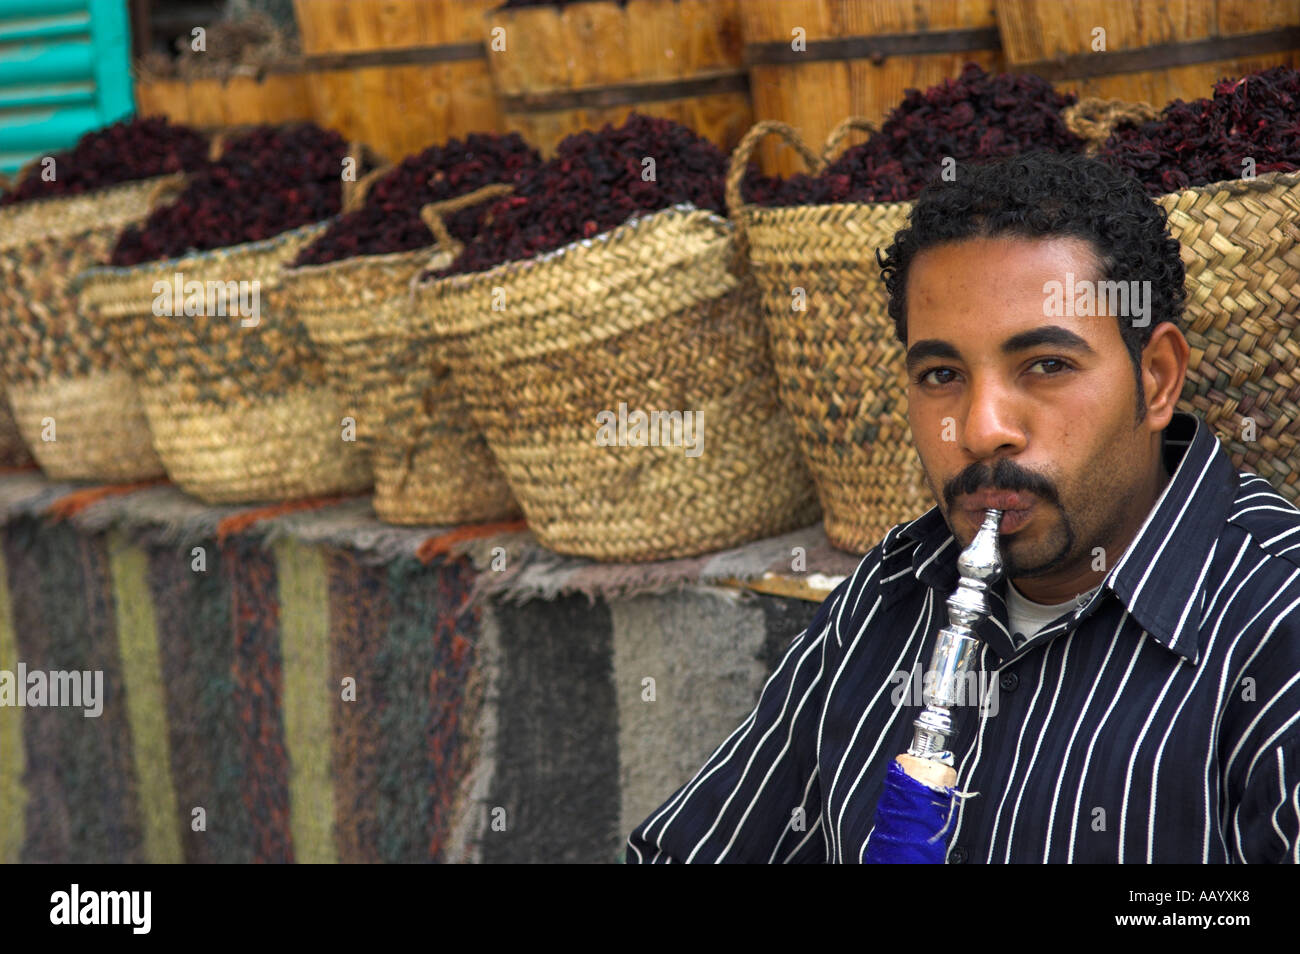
[1066, 100, 1300, 505]
[1157, 172, 1300, 503]
[0, 395, 33, 467]
[414, 203, 821, 562]
[0, 175, 185, 480]
[727, 119, 926, 553]
[276, 184, 520, 525]
[75, 222, 371, 504]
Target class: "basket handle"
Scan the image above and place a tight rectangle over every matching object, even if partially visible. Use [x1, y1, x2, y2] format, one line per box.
[725, 119, 822, 222]
[208, 129, 231, 162]
[0, 154, 49, 194]
[144, 172, 188, 210]
[339, 139, 391, 212]
[417, 181, 515, 261]
[417, 205, 459, 258]
[1063, 97, 1159, 153]
[206, 124, 265, 161]
[342, 160, 393, 214]
[821, 116, 879, 166]
[725, 121, 822, 276]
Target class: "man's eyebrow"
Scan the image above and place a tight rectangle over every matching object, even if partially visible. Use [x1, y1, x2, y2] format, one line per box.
[1002, 326, 1095, 355]
[905, 326, 1096, 371]
[905, 339, 960, 371]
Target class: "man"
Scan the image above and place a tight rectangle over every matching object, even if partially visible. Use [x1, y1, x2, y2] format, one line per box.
[626, 151, 1300, 863]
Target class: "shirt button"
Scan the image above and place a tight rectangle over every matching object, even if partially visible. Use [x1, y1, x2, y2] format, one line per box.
[999, 671, 1019, 692]
[949, 845, 968, 864]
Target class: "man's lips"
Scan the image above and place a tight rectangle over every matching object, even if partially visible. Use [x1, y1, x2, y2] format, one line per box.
[959, 491, 1035, 512]
[958, 492, 1037, 534]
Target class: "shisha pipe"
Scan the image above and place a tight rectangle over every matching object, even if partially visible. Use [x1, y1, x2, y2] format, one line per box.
[862, 509, 1004, 863]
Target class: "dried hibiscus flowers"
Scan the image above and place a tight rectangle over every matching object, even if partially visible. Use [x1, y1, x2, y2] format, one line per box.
[1097, 65, 1300, 195]
[763, 63, 1086, 207]
[0, 116, 208, 207]
[109, 123, 355, 267]
[292, 132, 541, 267]
[437, 113, 747, 276]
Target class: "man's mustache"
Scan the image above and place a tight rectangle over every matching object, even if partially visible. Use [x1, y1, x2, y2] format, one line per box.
[942, 457, 1061, 511]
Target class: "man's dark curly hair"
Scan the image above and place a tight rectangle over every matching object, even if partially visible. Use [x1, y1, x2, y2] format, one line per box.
[877, 151, 1185, 419]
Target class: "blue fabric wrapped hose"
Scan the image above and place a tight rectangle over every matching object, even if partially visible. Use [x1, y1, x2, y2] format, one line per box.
[861, 759, 955, 864]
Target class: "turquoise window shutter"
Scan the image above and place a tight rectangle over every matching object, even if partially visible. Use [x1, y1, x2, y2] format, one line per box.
[0, 0, 135, 176]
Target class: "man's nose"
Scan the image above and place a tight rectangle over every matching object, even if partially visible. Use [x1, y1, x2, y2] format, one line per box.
[959, 376, 1026, 461]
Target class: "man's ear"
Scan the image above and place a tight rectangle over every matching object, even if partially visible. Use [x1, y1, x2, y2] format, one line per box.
[1140, 323, 1190, 432]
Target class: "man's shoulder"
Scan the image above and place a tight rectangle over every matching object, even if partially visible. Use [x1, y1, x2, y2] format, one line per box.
[1224, 471, 1300, 572]
[1209, 472, 1300, 660]
[815, 518, 932, 647]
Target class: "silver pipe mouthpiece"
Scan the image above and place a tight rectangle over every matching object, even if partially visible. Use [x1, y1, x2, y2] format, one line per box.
[906, 508, 1005, 765]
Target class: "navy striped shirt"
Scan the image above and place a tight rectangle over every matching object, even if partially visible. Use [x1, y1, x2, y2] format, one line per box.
[627, 412, 1300, 863]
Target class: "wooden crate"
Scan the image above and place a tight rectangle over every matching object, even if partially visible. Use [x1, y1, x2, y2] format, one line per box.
[998, 0, 1300, 105]
[134, 70, 316, 128]
[485, 0, 753, 157]
[741, 0, 1003, 176]
[293, 0, 501, 161]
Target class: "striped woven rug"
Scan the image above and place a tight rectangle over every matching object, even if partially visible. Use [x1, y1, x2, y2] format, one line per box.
[0, 473, 843, 863]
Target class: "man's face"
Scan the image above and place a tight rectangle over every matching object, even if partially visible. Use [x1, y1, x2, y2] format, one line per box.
[904, 235, 1159, 582]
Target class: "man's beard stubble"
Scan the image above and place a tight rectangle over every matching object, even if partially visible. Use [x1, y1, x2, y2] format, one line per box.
[936, 456, 1078, 579]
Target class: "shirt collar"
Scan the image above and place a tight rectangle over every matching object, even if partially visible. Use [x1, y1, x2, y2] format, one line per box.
[879, 412, 1239, 664]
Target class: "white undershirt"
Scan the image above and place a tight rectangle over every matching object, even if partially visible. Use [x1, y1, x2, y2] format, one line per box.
[1005, 579, 1100, 646]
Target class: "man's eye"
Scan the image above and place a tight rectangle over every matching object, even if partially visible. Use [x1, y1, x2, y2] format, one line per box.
[918, 367, 958, 385]
[1029, 358, 1070, 374]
